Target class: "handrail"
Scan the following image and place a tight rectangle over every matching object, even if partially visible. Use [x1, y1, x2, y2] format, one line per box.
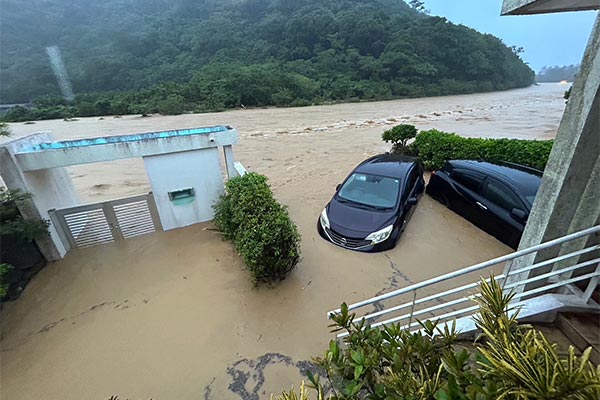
[328, 224, 600, 318]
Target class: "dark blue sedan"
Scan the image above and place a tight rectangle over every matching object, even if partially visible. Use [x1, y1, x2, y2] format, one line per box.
[318, 154, 425, 252]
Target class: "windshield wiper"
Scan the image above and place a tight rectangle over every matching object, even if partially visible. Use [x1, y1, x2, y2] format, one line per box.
[338, 197, 390, 211]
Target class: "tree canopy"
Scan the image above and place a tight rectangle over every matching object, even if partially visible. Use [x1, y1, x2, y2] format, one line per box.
[0, 0, 534, 120]
[536, 64, 580, 82]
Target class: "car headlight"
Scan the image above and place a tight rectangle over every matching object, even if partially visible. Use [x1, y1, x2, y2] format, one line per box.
[365, 225, 394, 244]
[320, 208, 330, 229]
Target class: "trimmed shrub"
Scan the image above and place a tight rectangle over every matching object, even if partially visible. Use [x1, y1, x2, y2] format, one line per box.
[411, 129, 554, 170]
[213, 173, 301, 284]
[382, 124, 418, 155]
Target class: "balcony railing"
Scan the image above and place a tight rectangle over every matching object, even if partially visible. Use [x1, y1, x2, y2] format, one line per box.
[328, 225, 600, 339]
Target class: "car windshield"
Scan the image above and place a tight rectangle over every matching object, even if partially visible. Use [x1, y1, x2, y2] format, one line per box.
[337, 173, 400, 209]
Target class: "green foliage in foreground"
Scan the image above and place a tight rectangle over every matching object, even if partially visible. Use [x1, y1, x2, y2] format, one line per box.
[0, 263, 13, 300]
[0, 188, 49, 301]
[0, 188, 50, 242]
[381, 124, 418, 155]
[275, 278, 600, 400]
[213, 173, 301, 285]
[1, 0, 534, 120]
[410, 129, 554, 171]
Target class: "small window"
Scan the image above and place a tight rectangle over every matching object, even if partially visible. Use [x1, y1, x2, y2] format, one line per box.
[481, 180, 522, 211]
[452, 169, 483, 191]
[168, 187, 195, 201]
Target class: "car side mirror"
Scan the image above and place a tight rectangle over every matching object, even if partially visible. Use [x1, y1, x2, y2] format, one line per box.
[407, 197, 418, 206]
[336, 184, 341, 191]
[511, 208, 528, 222]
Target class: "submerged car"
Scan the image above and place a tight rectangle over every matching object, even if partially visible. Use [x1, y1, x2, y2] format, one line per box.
[426, 160, 542, 249]
[318, 154, 425, 252]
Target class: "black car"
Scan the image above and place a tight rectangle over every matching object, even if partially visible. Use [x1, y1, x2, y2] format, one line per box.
[318, 154, 425, 252]
[426, 160, 542, 249]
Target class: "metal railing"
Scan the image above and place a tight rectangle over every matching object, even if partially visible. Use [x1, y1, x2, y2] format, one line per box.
[328, 225, 600, 338]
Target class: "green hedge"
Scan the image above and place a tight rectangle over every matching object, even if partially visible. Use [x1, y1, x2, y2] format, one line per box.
[213, 173, 301, 284]
[410, 129, 554, 170]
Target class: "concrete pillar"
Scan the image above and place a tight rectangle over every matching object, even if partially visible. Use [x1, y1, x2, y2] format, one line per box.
[223, 145, 237, 179]
[143, 148, 224, 230]
[0, 133, 80, 260]
[505, 14, 600, 292]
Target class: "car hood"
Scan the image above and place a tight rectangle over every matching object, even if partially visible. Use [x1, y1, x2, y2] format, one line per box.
[327, 198, 396, 236]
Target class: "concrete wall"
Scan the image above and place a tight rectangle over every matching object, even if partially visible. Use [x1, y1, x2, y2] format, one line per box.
[143, 148, 224, 231]
[0, 133, 79, 259]
[504, 14, 600, 291]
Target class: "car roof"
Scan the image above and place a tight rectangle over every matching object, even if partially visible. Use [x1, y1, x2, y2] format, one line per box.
[355, 153, 418, 178]
[449, 160, 542, 192]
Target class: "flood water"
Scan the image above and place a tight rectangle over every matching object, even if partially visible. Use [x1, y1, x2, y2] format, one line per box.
[0, 83, 566, 399]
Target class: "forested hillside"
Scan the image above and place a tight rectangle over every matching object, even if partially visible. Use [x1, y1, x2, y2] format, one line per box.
[536, 65, 580, 82]
[0, 0, 534, 120]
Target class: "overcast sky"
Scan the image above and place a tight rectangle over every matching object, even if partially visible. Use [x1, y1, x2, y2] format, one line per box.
[419, 1, 598, 72]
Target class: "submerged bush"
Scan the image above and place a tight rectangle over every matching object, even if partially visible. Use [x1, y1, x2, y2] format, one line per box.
[0, 263, 12, 300]
[0, 188, 49, 301]
[410, 129, 554, 170]
[276, 277, 600, 399]
[382, 124, 418, 155]
[213, 173, 301, 284]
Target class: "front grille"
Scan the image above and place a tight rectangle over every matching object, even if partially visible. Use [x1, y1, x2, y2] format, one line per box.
[325, 227, 372, 249]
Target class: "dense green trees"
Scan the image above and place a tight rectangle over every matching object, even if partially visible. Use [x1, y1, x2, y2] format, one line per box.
[0, 0, 534, 121]
[536, 65, 580, 82]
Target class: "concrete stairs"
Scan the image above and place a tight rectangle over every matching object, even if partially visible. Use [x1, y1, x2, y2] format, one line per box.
[556, 313, 600, 364]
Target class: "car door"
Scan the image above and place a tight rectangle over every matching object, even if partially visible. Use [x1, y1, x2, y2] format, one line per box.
[477, 177, 527, 248]
[446, 168, 487, 222]
[399, 166, 421, 230]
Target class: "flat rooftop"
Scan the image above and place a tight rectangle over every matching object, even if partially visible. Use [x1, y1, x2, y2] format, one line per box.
[11, 125, 238, 171]
[19, 125, 232, 153]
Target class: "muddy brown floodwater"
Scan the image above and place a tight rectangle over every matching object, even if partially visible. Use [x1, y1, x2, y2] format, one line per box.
[1, 84, 566, 400]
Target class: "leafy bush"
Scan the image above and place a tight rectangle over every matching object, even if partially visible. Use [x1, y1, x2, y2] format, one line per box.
[411, 129, 554, 170]
[0, 188, 49, 241]
[273, 382, 321, 400]
[278, 278, 600, 399]
[213, 173, 301, 284]
[0, 122, 10, 137]
[0, 263, 12, 300]
[0, 188, 49, 301]
[381, 124, 418, 154]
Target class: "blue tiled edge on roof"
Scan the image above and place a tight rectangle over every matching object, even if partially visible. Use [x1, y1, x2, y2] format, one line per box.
[20, 125, 232, 153]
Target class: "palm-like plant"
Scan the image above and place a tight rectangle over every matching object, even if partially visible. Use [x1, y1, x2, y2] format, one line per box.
[275, 277, 600, 400]
[474, 278, 600, 399]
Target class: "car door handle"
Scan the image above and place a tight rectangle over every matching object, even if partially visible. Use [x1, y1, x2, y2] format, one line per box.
[476, 201, 488, 210]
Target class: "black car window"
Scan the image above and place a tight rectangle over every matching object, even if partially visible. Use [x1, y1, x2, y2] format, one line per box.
[403, 167, 419, 201]
[481, 179, 523, 211]
[452, 169, 484, 191]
